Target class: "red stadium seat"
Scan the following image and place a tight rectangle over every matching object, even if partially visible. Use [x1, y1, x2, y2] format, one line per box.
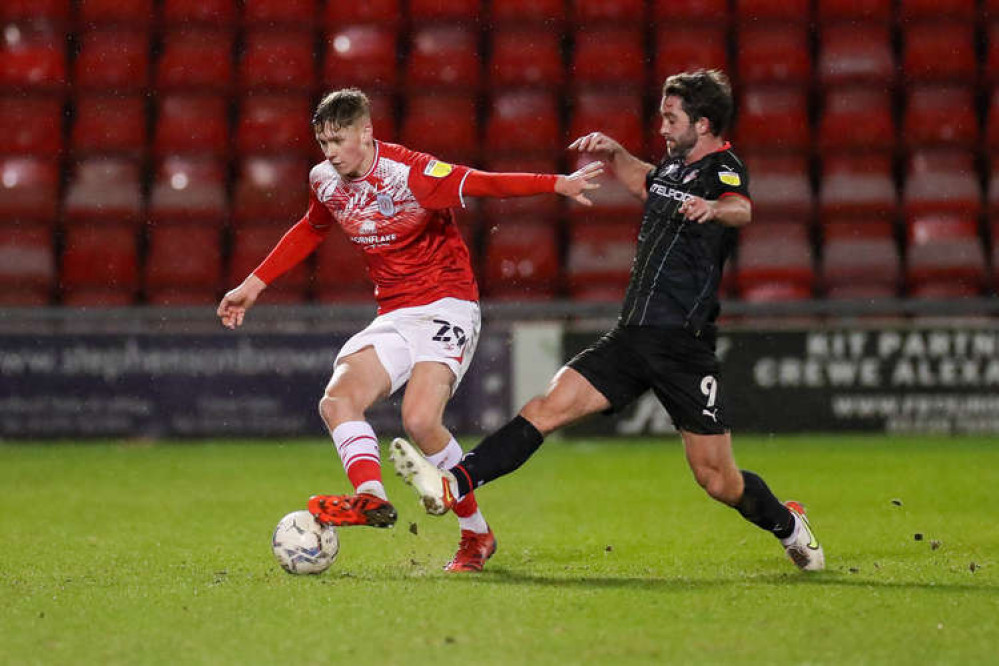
[489, 28, 564, 88]
[242, 0, 317, 27]
[0, 157, 59, 224]
[153, 94, 228, 157]
[149, 156, 226, 225]
[314, 230, 373, 303]
[406, 26, 481, 90]
[479, 156, 562, 225]
[654, 27, 728, 84]
[491, 0, 565, 24]
[0, 1, 71, 26]
[323, 0, 401, 27]
[145, 224, 223, 304]
[819, 153, 897, 223]
[902, 149, 981, 217]
[0, 223, 55, 304]
[322, 26, 398, 90]
[366, 92, 398, 142]
[736, 0, 811, 23]
[60, 223, 139, 304]
[63, 158, 143, 225]
[817, 23, 894, 87]
[232, 156, 309, 224]
[821, 221, 899, 299]
[737, 25, 810, 85]
[76, 0, 154, 27]
[816, 0, 892, 23]
[399, 94, 479, 164]
[0, 21, 67, 93]
[566, 220, 638, 301]
[572, 0, 645, 24]
[70, 95, 146, 156]
[227, 223, 311, 302]
[651, 0, 728, 24]
[735, 86, 810, 154]
[0, 96, 63, 156]
[737, 223, 815, 301]
[902, 85, 978, 149]
[571, 27, 645, 88]
[483, 222, 559, 300]
[569, 90, 644, 155]
[484, 91, 561, 157]
[239, 30, 316, 93]
[73, 29, 149, 92]
[409, 0, 483, 23]
[817, 87, 894, 154]
[901, 22, 976, 84]
[156, 29, 234, 93]
[742, 153, 813, 224]
[161, 0, 237, 28]
[899, 0, 976, 22]
[906, 214, 987, 297]
[236, 94, 312, 156]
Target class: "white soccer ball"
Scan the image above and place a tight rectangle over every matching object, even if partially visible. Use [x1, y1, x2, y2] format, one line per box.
[271, 510, 340, 574]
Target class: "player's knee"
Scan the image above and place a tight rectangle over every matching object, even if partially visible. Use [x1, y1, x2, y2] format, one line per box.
[318, 393, 355, 428]
[400, 407, 440, 444]
[520, 395, 567, 434]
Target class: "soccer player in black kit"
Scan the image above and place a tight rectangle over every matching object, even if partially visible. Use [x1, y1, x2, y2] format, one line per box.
[391, 69, 824, 572]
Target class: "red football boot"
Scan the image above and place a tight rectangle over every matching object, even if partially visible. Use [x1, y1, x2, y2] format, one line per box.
[444, 528, 497, 572]
[308, 493, 397, 528]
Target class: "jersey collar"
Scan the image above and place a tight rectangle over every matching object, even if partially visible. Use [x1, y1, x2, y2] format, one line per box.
[346, 140, 380, 183]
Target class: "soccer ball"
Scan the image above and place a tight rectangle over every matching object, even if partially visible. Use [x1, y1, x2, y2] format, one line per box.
[271, 510, 339, 574]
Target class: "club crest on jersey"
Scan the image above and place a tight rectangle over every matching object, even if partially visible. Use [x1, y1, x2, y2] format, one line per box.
[376, 192, 395, 216]
[682, 169, 699, 184]
[423, 160, 454, 178]
[718, 171, 741, 186]
[662, 162, 680, 179]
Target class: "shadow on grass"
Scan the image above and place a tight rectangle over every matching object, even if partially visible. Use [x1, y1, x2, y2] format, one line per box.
[446, 568, 998, 595]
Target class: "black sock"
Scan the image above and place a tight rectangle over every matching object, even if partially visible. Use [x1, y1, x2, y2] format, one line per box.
[735, 470, 795, 539]
[450, 415, 545, 496]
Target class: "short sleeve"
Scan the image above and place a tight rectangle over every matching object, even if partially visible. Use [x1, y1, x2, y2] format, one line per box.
[406, 152, 472, 210]
[644, 166, 657, 193]
[703, 158, 751, 202]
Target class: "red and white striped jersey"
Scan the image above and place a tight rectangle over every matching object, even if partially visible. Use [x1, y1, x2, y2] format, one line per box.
[306, 140, 477, 312]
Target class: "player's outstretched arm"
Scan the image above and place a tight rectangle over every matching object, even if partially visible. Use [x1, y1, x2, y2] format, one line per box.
[217, 274, 266, 329]
[568, 132, 654, 201]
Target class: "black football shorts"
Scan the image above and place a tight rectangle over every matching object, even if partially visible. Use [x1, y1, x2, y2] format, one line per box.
[567, 325, 729, 435]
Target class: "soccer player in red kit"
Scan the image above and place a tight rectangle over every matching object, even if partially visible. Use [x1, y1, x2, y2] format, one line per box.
[217, 88, 602, 572]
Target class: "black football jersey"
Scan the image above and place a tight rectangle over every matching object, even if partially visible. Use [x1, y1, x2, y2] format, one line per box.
[619, 143, 751, 334]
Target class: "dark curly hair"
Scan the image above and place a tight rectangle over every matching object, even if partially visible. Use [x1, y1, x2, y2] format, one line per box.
[662, 70, 733, 137]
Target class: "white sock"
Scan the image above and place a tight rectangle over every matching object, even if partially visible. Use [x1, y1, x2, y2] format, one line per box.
[331, 421, 384, 499]
[356, 480, 387, 501]
[426, 437, 464, 470]
[780, 513, 802, 547]
[427, 437, 489, 534]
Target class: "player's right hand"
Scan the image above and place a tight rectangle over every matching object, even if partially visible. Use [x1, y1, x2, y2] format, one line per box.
[568, 132, 624, 158]
[217, 274, 266, 329]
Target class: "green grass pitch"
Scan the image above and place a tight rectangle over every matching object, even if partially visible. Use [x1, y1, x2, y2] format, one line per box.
[1, 435, 997, 665]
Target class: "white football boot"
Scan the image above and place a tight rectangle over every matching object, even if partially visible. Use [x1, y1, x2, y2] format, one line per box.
[389, 437, 459, 515]
[782, 501, 825, 571]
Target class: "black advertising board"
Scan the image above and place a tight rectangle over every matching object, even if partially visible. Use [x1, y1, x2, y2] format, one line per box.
[0, 332, 510, 439]
[564, 327, 999, 435]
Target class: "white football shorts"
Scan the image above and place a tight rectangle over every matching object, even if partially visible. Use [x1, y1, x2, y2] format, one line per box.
[335, 297, 481, 395]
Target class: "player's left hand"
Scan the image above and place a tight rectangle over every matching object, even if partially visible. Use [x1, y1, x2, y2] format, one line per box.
[678, 196, 716, 223]
[555, 161, 604, 206]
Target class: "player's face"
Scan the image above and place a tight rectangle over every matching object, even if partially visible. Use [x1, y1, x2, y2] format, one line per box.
[659, 95, 698, 159]
[315, 118, 374, 178]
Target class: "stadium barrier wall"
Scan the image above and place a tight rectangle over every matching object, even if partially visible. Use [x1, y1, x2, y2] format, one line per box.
[1, 302, 997, 439]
